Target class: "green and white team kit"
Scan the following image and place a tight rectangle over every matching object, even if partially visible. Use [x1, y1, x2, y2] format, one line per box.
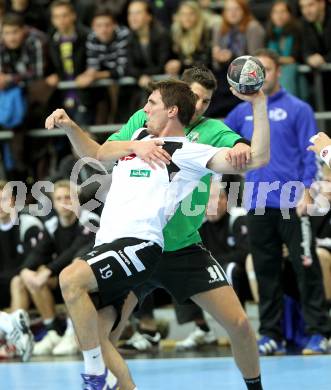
[108, 110, 241, 252]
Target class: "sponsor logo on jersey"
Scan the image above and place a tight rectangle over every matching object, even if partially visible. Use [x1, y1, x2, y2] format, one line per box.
[130, 169, 151, 178]
[187, 131, 200, 143]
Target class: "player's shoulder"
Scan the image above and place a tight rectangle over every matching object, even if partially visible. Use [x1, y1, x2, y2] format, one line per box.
[284, 92, 313, 112]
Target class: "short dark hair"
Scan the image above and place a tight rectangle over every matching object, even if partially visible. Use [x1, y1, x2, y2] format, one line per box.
[2, 13, 25, 28]
[93, 7, 116, 22]
[50, 0, 75, 13]
[149, 79, 197, 126]
[181, 65, 217, 91]
[253, 48, 280, 67]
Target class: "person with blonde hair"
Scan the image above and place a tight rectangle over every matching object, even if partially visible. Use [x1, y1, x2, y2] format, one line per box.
[165, 1, 213, 76]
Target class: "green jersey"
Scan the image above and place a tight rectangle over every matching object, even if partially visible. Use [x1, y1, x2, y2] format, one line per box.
[108, 109, 241, 251]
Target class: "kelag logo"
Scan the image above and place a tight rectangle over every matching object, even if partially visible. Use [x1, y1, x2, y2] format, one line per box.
[130, 169, 151, 178]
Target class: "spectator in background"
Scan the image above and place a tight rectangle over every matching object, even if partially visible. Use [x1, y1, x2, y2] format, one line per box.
[299, 0, 331, 109]
[5, 0, 48, 32]
[224, 48, 330, 356]
[0, 180, 44, 311]
[0, 0, 5, 31]
[46, 0, 92, 125]
[198, 0, 222, 29]
[76, 7, 130, 124]
[15, 180, 100, 356]
[126, 0, 171, 112]
[209, 0, 265, 117]
[0, 13, 47, 181]
[0, 180, 43, 359]
[149, 0, 181, 28]
[265, 0, 304, 96]
[165, 1, 213, 77]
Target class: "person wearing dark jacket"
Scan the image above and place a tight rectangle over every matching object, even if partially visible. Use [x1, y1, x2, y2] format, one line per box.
[299, 0, 331, 109]
[126, 0, 171, 112]
[16, 180, 100, 356]
[45, 0, 92, 125]
[0, 180, 44, 311]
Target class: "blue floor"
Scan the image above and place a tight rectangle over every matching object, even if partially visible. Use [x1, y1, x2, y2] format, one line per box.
[1, 355, 331, 389]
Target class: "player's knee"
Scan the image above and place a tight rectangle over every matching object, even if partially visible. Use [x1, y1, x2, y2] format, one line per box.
[59, 260, 87, 301]
[234, 313, 252, 338]
[10, 275, 24, 291]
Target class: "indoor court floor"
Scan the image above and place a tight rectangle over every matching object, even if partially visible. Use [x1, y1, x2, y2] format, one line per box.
[1, 355, 330, 389]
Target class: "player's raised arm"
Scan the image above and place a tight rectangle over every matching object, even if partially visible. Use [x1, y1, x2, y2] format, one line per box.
[208, 89, 270, 174]
[45, 109, 101, 159]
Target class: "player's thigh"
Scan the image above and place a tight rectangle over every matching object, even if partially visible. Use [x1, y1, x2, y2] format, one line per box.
[61, 258, 98, 292]
[191, 286, 248, 332]
[160, 245, 229, 304]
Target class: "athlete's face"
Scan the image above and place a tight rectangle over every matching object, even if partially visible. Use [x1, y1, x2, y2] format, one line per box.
[143, 90, 170, 135]
[53, 186, 77, 219]
[257, 55, 281, 96]
[190, 82, 213, 123]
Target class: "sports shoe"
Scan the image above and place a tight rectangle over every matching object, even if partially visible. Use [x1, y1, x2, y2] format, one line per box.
[175, 327, 217, 351]
[258, 335, 286, 356]
[81, 368, 112, 390]
[52, 327, 79, 356]
[118, 330, 161, 353]
[33, 329, 61, 356]
[6, 309, 34, 362]
[302, 334, 329, 355]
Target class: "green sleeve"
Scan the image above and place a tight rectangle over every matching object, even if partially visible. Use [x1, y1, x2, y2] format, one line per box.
[187, 118, 241, 148]
[107, 109, 147, 141]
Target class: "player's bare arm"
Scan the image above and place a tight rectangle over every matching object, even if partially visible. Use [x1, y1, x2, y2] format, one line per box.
[97, 139, 172, 169]
[46, 109, 172, 168]
[208, 89, 270, 174]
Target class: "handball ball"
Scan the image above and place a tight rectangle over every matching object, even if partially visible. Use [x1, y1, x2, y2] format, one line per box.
[227, 56, 265, 95]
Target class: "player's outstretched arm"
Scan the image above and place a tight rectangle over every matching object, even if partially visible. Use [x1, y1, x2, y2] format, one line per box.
[208, 89, 270, 174]
[45, 109, 101, 159]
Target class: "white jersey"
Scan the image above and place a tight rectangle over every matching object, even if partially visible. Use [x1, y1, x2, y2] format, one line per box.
[95, 129, 220, 249]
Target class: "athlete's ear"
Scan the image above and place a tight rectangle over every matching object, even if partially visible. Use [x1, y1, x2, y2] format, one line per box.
[168, 105, 178, 119]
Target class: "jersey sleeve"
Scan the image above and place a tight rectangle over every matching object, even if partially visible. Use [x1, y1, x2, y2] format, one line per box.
[173, 143, 220, 179]
[107, 109, 147, 141]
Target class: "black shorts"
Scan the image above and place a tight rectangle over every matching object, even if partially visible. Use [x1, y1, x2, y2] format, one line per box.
[80, 238, 162, 311]
[133, 244, 230, 305]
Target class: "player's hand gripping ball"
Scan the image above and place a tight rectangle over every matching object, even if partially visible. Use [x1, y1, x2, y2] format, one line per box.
[227, 56, 265, 95]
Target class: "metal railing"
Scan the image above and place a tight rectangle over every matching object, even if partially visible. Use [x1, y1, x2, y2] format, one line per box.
[0, 64, 330, 141]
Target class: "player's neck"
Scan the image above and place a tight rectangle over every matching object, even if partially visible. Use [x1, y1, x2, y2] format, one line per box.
[158, 121, 185, 138]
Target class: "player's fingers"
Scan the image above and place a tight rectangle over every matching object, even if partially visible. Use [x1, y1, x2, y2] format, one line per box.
[152, 150, 169, 166]
[239, 153, 246, 169]
[246, 150, 251, 163]
[231, 153, 238, 168]
[225, 150, 231, 162]
[158, 149, 171, 163]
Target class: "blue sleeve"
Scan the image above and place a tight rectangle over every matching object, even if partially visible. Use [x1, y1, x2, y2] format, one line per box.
[295, 102, 318, 187]
[224, 105, 243, 136]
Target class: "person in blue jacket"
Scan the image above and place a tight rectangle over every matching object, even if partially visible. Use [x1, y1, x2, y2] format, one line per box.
[225, 48, 330, 355]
